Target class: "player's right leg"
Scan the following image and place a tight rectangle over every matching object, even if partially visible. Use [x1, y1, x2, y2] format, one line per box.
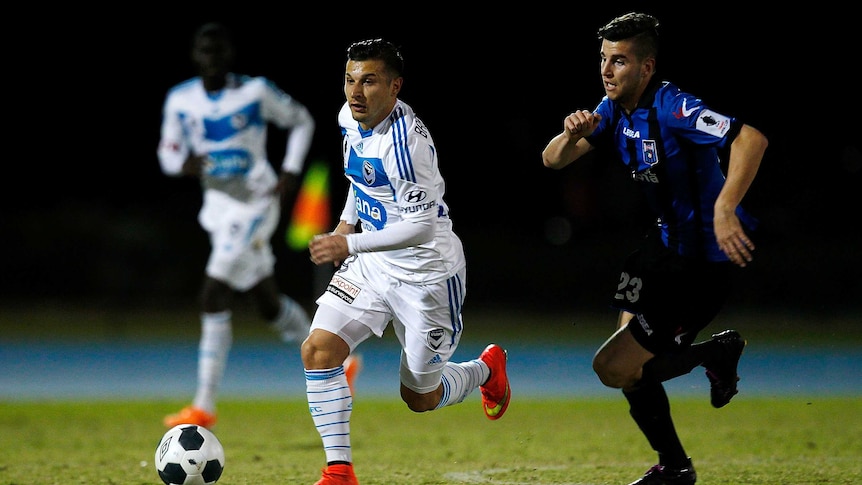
[304, 325, 358, 485]
[605, 315, 697, 484]
[303, 299, 377, 485]
[163, 306, 231, 428]
[165, 192, 263, 428]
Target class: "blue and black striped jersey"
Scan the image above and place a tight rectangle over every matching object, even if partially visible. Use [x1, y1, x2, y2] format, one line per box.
[587, 78, 758, 262]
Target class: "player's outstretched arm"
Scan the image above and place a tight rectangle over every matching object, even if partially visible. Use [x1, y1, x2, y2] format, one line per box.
[714, 124, 768, 267]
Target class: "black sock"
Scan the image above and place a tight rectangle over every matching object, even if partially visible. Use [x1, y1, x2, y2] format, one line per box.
[642, 337, 724, 382]
[623, 380, 689, 468]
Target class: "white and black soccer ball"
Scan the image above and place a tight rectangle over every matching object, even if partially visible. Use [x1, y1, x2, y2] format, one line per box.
[155, 424, 225, 485]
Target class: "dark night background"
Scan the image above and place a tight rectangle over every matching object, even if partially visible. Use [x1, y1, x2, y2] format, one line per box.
[4, 4, 859, 318]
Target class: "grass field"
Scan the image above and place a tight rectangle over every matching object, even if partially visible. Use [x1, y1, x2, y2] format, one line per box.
[1, 397, 860, 484]
[1, 303, 860, 484]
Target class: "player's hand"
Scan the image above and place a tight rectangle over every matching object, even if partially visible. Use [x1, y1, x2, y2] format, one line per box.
[309, 233, 350, 267]
[714, 207, 755, 267]
[564, 110, 601, 138]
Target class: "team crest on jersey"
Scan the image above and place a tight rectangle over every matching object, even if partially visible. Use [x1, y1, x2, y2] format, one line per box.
[427, 328, 444, 350]
[363, 160, 376, 185]
[230, 113, 248, 130]
[642, 140, 658, 166]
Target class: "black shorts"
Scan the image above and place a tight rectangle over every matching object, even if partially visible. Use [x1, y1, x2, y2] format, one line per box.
[610, 230, 732, 354]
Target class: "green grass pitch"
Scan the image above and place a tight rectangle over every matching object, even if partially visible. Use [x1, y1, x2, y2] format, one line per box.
[1, 396, 860, 484]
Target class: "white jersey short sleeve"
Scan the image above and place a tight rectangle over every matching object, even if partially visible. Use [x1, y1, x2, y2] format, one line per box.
[157, 73, 314, 204]
[337, 99, 465, 284]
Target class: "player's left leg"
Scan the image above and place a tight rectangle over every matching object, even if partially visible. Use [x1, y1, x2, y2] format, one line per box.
[478, 343, 510, 420]
[601, 316, 695, 483]
[247, 274, 312, 343]
[703, 329, 746, 408]
[392, 270, 511, 419]
[623, 379, 696, 485]
[163, 310, 230, 429]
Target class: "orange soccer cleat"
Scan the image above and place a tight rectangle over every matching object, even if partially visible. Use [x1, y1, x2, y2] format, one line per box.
[315, 463, 359, 485]
[479, 344, 511, 420]
[163, 405, 217, 429]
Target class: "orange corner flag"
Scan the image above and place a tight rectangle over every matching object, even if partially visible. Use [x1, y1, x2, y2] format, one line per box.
[286, 161, 330, 251]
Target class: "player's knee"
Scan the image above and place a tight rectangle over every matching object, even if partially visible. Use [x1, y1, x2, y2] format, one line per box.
[593, 355, 635, 389]
[300, 330, 347, 369]
[400, 385, 438, 413]
[403, 399, 434, 413]
[200, 278, 231, 312]
[299, 339, 316, 367]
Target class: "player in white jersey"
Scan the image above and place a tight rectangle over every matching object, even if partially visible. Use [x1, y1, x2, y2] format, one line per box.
[300, 38, 511, 485]
[156, 22, 359, 429]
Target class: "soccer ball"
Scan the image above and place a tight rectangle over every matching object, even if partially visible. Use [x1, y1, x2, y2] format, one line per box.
[155, 424, 225, 485]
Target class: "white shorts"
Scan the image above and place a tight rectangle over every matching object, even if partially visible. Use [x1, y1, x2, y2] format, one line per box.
[313, 254, 466, 394]
[198, 190, 278, 292]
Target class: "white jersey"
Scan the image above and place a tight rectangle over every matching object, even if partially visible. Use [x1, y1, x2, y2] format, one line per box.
[338, 99, 465, 284]
[157, 73, 315, 204]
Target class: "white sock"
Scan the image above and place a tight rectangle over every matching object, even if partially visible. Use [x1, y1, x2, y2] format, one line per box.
[193, 311, 232, 413]
[306, 365, 352, 464]
[436, 358, 489, 409]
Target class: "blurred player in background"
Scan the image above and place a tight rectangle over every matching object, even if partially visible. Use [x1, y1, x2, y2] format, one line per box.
[541, 12, 767, 485]
[157, 22, 359, 428]
[300, 38, 511, 485]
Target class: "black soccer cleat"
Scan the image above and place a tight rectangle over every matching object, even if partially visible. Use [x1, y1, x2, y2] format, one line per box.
[704, 329, 746, 408]
[628, 459, 697, 485]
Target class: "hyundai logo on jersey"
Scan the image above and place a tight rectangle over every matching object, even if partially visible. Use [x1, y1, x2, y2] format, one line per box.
[405, 190, 426, 203]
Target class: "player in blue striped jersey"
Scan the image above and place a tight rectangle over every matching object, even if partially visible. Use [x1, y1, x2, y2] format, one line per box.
[301, 38, 510, 485]
[542, 12, 768, 485]
[157, 22, 322, 429]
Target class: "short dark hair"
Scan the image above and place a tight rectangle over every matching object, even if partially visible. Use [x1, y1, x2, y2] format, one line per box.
[346, 38, 404, 78]
[597, 12, 659, 60]
[192, 22, 234, 46]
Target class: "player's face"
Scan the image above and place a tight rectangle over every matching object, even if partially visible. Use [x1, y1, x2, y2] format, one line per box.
[191, 35, 234, 81]
[344, 59, 402, 130]
[599, 39, 652, 113]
